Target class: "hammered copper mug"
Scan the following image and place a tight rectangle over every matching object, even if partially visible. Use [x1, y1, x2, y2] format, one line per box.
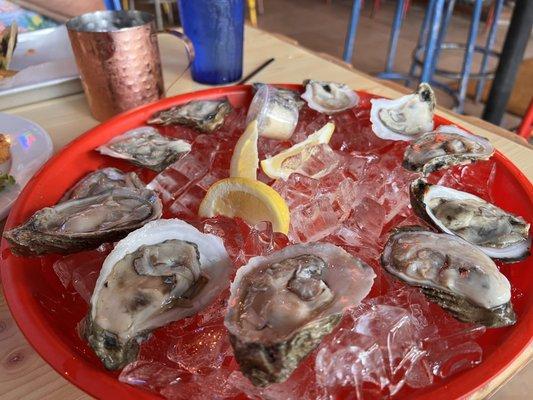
[67, 11, 165, 121]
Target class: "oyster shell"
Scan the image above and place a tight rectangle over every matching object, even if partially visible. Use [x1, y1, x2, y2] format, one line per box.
[4, 188, 162, 256]
[61, 168, 145, 202]
[86, 219, 231, 370]
[301, 80, 359, 114]
[96, 127, 191, 172]
[147, 98, 232, 132]
[411, 179, 531, 262]
[403, 125, 494, 174]
[381, 227, 516, 327]
[253, 83, 305, 109]
[371, 83, 435, 141]
[225, 242, 375, 386]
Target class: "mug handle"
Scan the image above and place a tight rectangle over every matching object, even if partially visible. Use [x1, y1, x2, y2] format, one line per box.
[164, 28, 195, 94]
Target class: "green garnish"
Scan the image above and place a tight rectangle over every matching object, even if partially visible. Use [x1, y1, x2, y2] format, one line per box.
[0, 173, 15, 191]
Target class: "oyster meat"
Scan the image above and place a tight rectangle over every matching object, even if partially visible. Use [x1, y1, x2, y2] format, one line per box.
[411, 179, 531, 261]
[96, 127, 191, 172]
[381, 227, 516, 327]
[247, 84, 300, 140]
[86, 219, 232, 370]
[371, 83, 435, 141]
[403, 125, 494, 174]
[61, 168, 145, 202]
[4, 188, 162, 255]
[225, 243, 375, 387]
[147, 98, 232, 132]
[253, 83, 305, 109]
[301, 80, 359, 114]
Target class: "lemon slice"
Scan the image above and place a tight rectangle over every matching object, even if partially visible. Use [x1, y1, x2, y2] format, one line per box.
[198, 177, 290, 234]
[230, 120, 259, 180]
[260, 122, 335, 180]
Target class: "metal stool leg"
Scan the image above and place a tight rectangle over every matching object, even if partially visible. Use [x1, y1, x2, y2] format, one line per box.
[475, 0, 504, 102]
[154, 0, 164, 31]
[456, 0, 483, 112]
[128, 0, 135, 9]
[383, 0, 406, 73]
[343, 0, 362, 63]
[430, 0, 456, 78]
[408, 0, 436, 80]
[420, 0, 446, 83]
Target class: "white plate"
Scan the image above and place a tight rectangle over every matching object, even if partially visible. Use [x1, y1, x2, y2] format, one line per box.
[0, 113, 53, 219]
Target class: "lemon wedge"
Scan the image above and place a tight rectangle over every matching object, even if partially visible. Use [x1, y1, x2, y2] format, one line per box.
[260, 122, 335, 180]
[198, 177, 290, 234]
[230, 120, 259, 180]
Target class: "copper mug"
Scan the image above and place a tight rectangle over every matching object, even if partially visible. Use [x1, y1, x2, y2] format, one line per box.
[67, 11, 165, 121]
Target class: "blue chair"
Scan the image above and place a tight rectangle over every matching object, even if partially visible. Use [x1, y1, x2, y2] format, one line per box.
[343, 0, 505, 114]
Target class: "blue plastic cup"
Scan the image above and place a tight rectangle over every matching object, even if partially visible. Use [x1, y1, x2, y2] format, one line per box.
[177, 0, 244, 85]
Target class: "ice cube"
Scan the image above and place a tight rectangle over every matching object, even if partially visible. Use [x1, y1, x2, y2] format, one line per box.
[166, 324, 230, 373]
[289, 195, 340, 242]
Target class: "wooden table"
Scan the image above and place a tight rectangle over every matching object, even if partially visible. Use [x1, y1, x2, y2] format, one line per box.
[0, 26, 531, 399]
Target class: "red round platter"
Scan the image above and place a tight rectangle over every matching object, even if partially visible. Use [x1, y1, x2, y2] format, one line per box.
[1, 85, 532, 400]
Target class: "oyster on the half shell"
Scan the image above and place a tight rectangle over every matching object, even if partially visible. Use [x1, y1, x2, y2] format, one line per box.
[410, 179, 531, 261]
[96, 127, 191, 172]
[371, 83, 435, 141]
[61, 168, 145, 202]
[86, 219, 232, 370]
[301, 80, 359, 114]
[4, 188, 162, 255]
[147, 98, 232, 132]
[225, 243, 375, 387]
[381, 227, 516, 328]
[403, 125, 494, 174]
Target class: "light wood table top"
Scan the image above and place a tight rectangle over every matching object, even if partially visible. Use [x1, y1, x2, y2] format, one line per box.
[0, 26, 531, 400]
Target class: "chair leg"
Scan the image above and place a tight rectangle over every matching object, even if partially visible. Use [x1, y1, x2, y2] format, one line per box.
[384, 0, 406, 73]
[420, 0, 446, 83]
[475, 0, 504, 102]
[430, 0, 457, 78]
[343, 0, 362, 63]
[456, 0, 483, 113]
[128, 0, 135, 10]
[248, 0, 258, 27]
[408, 0, 436, 81]
[257, 0, 264, 14]
[154, 0, 164, 31]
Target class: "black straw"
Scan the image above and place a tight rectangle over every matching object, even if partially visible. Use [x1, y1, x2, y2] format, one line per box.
[238, 58, 275, 84]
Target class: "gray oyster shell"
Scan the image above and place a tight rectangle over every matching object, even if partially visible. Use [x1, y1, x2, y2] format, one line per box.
[371, 83, 435, 141]
[301, 80, 359, 114]
[147, 98, 232, 132]
[96, 127, 191, 172]
[61, 168, 145, 202]
[4, 188, 162, 256]
[86, 219, 231, 370]
[381, 227, 516, 328]
[403, 125, 494, 175]
[410, 179, 531, 262]
[225, 243, 375, 387]
[253, 83, 305, 109]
